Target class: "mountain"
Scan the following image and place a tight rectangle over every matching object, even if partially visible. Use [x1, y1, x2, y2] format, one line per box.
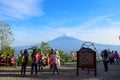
[14, 34, 120, 55]
[48, 34, 83, 53]
[48, 35, 120, 54]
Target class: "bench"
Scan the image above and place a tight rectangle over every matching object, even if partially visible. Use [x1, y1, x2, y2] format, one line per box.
[0, 63, 7, 66]
[0, 62, 17, 67]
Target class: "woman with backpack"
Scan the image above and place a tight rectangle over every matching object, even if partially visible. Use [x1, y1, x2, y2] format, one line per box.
[20, 49, 29, 75]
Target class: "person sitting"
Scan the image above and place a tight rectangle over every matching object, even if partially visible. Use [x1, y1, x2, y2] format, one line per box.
[10, 54, 15, 66]
[0, 53, 3, 63]
[6, 54, 10, 66]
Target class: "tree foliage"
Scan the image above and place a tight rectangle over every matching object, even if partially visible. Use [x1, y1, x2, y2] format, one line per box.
[40, 41, 51, 53]
[0, 20, 14, 54]
[57, 49, 70, 62]
[28, 46, 40, 54]
[1, 46, 14, 56]
[28, 41, 70, 62]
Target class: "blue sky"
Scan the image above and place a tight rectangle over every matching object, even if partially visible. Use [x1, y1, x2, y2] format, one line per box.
[0, 0, 120, 46]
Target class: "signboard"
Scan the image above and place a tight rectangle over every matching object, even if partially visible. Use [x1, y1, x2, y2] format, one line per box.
[77, 47, 96, 76]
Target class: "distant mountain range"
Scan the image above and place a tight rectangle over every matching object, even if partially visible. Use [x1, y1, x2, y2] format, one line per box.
[14, 34, 120, 55]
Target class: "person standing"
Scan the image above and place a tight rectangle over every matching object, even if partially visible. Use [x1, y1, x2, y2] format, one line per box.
[6, 54, 10, 66]
[20, 50, 24, 75]
[108, 49, 114, 65]
[55, 50, 61, 67]
[101, 49, 109, 72]
[44, 53, 49, 66]
[49, 49, 55, 72]
[13, 54, 17, 68]
[21, 49, 29, 75]
[52, 52, 59, 74]
[114, 51, 119, 64]
[38, 50, 44, 72]
[31, 49, 39, 75]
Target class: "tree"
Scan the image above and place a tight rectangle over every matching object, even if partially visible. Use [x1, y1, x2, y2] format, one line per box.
[28, 46, 40, 54]
[2, 46, 14, 56]
[0, 20, 14, 54]
[58, 50, 70, 62]
[40, 41, 51, 53]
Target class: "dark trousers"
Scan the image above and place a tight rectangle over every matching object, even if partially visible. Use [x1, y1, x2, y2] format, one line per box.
[109, 57, 114, 65]
[53, 63, 59, 73]
[21, 63, 27, 75]
[31, 63, 38, 75]
[103, 61, 108, 71]
[38, 60, 43, 72]
[50, 64, 53, 71]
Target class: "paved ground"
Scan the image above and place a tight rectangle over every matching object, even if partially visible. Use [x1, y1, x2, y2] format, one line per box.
[0, 62, 120, 80]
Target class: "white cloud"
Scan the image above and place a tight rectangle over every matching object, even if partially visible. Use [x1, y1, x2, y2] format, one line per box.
[53, 16, 120, 45]
[77, 16, 110, 29]
[0, 0, 44, 20]
[12, 26, 61, 46]
[76, 27, 120, 45]
[12, 26, 120, 47]
[11, 15, 120, 46]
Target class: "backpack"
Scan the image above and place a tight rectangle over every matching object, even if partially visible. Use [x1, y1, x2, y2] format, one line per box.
[19, 54, 25, 63]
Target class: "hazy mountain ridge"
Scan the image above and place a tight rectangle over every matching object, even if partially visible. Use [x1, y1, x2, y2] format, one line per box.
[48, 35, 83, 53]
[14, 35, 120, 55]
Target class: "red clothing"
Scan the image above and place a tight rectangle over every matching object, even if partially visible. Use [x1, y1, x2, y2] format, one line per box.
[39, 53, 42, 60]
[24, 55, 28, 63]
[49, 53, 54, 64]
[35, 53, 39, 60]
[0, 59, 2, 63]
[31, 53, 39, 63]
[114, 53, 119, 59]
[31, 53, 39, 59]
